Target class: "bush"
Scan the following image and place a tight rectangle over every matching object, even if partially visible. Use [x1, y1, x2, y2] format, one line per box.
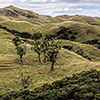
[63, 45, 73, 50]
[57, 90, 68, 100]
[2, 94, 11, 100]
[74, 92, 94, 100]
[94, 94, 100, 99]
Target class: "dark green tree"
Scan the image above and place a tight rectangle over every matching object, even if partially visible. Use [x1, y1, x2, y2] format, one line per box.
[12, 36, 26, 64]
[31, 39, 42, 62]
[47, 39, 62, 71]
[31, 31, 43, 62]
[41, 37, 49, 62]
[16, 44, 26, 64]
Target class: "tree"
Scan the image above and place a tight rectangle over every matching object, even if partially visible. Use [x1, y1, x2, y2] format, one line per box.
[16, 44, 26, 64]
[47, 38, 62, 71]
[12, 36, 26, 64]
[31, 31, 43, 62]
[19, 70, 32, 89]
[31, 39, 42, 62]
[41, 37, 49, 62]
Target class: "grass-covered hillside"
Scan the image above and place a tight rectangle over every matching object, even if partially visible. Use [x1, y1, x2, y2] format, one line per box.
[1, 69, 100, 100]
[1, 5, 100, 99]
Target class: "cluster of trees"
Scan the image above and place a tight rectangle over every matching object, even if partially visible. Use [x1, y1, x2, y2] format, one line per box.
[12, 31, 62, 71]
[1, 69, 100, 100]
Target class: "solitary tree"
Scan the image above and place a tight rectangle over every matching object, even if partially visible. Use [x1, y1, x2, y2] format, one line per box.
[47, 39, 62, 71]
[12, 36, 26, 64]
[16, 44, 26, 64]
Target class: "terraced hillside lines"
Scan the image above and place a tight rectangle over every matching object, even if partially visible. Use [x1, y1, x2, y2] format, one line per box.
[0, 59, 17, 70]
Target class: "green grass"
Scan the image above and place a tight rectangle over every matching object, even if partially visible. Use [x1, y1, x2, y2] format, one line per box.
[62, 40, 100, 61]
[1, 20, 100, 42]
[1, 6, 100, 95]
[0, 29, 100, 94]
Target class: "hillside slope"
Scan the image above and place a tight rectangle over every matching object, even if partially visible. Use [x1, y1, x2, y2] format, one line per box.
[56, 14, 100, 26]
[1, 70, 100, 100]
[0, 5, 100, 95]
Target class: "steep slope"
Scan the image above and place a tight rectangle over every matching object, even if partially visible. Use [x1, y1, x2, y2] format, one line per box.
[1, 5, 100, 26]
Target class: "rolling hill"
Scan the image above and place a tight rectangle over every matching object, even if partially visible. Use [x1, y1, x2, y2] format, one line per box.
[0, 5, 100, 99]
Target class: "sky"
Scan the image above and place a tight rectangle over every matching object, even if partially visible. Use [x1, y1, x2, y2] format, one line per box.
[0, 0, 100, 17]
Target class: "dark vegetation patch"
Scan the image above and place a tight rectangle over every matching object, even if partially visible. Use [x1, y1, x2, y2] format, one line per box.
[83, 39, 100, 49]
[1, 70, 100, 100]
[0, 24, 42, 40]
[76, 47, 91, 61]
[45, 26, 77, 41]
[46, 24, 100, 43]
[63, 45, 92, 61]
[55, 26, 77, 41]
[63, 45, 73, 50]
[0, 24, 32, 39]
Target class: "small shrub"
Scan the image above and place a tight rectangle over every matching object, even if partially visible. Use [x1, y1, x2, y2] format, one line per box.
[19, 70, 32, 89]
[63, 45, 73, 50]
[2, 94, 11, 100]
[57, 90, 68, 100]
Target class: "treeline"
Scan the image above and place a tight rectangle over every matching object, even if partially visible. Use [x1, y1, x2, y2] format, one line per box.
[1, 69, 100, 100]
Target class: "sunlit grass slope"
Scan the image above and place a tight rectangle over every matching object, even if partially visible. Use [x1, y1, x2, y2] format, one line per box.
[1, 28, 100, 94]
[62, 40, 100, 61]
[1, 5, 100, 95]
[1, 20, 100, 40]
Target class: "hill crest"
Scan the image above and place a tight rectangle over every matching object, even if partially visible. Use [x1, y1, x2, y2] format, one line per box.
[0, 5, 46, 19]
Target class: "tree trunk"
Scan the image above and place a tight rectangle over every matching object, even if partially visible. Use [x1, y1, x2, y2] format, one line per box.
[43, 52, 46, 62]
[55, 53, 57, 59]
[20, 54, 23, 64]
[50, 62, 54, 71]
[43, 56, 46, 62]
[38, 53, 41, 62]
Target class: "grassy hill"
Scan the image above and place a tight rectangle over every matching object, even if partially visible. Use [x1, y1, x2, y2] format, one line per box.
[56, 14, 100, 26]
[1, 5, 100, 97]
